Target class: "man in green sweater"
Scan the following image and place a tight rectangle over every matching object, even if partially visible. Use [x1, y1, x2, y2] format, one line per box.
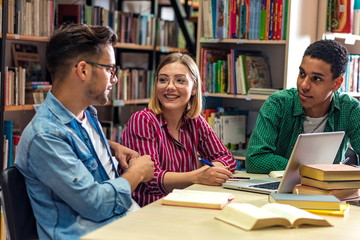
[246, 39, 360, 174]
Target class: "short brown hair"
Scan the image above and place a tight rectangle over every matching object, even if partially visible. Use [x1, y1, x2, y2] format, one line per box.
[46, 24, 118, 80]
[148, 53, 203, 118]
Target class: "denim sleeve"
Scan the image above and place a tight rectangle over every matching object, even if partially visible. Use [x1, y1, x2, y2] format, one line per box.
[28, 132, 133, 222]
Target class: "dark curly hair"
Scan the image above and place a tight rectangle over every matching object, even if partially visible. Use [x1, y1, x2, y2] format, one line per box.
[303, 39, 349, 79]
[46, 24, 118, 80]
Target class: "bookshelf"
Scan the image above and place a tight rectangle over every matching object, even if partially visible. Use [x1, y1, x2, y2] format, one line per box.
[0, 0, 194, 169]
[196, 0, 320, 100]
[316, 0, 360, 97]
[195, 0, 320, 163]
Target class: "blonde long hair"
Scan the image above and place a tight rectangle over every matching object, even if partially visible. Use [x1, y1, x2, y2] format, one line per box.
[148, 53, 202, 118]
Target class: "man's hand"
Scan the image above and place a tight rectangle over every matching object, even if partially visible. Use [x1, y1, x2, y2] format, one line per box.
[121, 155, 154, 191]
[108, 140, 139, 171]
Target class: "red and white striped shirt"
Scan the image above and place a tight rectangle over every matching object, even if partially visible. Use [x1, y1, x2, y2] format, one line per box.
[122, 108, 236, 206]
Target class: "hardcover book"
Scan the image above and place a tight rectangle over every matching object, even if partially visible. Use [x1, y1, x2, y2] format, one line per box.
[269, 193, 341, 210]
[301, 176, 360, 190]
[215, 203, 332, 230]
[293, 184, 360, 201]
[299, 164, 360, 181]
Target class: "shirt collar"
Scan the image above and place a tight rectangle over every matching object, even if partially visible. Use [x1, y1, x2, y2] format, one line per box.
[44, 91, 97, 124]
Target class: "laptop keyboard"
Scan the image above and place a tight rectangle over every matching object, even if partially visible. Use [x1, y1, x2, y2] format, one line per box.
[249, 181, 280, 190]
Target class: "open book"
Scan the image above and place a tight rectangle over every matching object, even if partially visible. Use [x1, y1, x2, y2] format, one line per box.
[162, 189, 235, 209]
[215, 203, 332, 230]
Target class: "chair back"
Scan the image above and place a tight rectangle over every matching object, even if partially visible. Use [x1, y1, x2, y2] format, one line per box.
[1, 166, 38, 240]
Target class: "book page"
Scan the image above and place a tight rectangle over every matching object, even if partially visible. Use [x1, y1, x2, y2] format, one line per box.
[216, 203, 291, 230]
[261, 203, 331, 227]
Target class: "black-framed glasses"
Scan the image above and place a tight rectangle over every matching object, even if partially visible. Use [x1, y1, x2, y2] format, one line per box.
[85, 61, 118, 78]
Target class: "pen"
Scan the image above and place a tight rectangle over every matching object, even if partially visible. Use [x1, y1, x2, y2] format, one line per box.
[200, 158, 215, 167]
[340, 157, 351, 165]
[229, 176, 250, 179]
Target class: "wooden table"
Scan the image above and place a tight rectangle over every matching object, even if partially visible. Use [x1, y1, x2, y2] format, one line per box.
[81, 172, 360, 240]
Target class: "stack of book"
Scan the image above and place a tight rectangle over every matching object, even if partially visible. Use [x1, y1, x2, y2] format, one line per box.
[25, 82, 52, 105]
[294, 164, 360, 201]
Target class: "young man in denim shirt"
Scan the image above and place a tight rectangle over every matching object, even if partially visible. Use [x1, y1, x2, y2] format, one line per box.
[15, 24, 154, 239]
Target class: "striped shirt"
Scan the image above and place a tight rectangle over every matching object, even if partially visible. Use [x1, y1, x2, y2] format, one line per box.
[246, 88, 360, 174]
[122, 108, 236, 206]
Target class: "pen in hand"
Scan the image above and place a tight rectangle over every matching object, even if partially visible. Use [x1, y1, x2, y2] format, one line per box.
[200, 158, 215, 167]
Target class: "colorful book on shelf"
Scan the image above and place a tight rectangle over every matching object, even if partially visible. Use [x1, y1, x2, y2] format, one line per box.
[276, 0, 283, 40]
[4, 121, 13, 168]
[269, 193, 341, 210]
[301, 176, 360, 190]
[292, 184, 360, 201]
[260, 0, 267, 39]
[215, 203, 332, 231]
[200, 48, 229, 93]
[245, 55, 271, 89]
[215, 0, 225, 38]
[264, 0, 271, 39]
[161, 189, 235, 209]
[268, 0, 274, 39]
[299, 164, 360, 181]
[330, 0, 354, 33]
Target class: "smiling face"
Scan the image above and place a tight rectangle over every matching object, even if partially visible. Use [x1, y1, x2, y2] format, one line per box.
[85, 44, 118, 105]
[156, 62, 196, 114]
[297, 56, 342, 117]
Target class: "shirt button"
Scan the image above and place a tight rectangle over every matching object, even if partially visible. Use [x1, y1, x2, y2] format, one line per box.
[73, 178, 78, 183]
[84, 138, 88, 141]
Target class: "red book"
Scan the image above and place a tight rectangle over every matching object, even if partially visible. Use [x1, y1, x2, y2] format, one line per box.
[331, 0, 354, 33]
[57, 4, 82, 26]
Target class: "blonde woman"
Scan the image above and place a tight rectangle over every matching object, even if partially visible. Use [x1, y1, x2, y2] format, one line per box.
[122, 53, 236, 206]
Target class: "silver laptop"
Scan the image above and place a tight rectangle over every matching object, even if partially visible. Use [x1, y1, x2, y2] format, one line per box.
[223, 131, 345, 194]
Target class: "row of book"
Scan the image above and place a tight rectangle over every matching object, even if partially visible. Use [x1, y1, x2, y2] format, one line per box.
[57, 4, 192, 49]
[100, 121, 125, 143]
[200, 48, 272, 94]
[111, 68, 155, 101]
[4, 65, 51, 106]
[339, 54, 360, 93]
[7, 0, 55, 36]
[202, 0, 289, 40]
[202, 107, 248, 150]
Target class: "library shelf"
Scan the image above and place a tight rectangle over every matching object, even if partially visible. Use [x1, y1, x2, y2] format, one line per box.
[204, 93, 270, 101]
[6, 34, 50, 42]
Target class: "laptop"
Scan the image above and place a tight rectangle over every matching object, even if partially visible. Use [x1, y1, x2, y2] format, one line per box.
[223, 131, 345, 194]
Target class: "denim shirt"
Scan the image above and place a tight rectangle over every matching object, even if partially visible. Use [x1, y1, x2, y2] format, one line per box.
[15, 91, 133, 240]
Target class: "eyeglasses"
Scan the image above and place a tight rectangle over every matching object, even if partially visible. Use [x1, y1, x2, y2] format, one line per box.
[156, 75, 191, 89]
[85, 61, 118, 78]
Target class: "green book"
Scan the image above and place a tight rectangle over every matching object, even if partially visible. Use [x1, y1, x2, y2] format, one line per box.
[269, 193, 341, 210]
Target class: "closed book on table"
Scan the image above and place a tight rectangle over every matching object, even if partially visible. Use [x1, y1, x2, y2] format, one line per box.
[269, 193, 341, 210]
[301, 176, 360, 190]
[293, 184, 360, 201]
[300, 164, 360, 181]
[162, 189, 235, 209]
